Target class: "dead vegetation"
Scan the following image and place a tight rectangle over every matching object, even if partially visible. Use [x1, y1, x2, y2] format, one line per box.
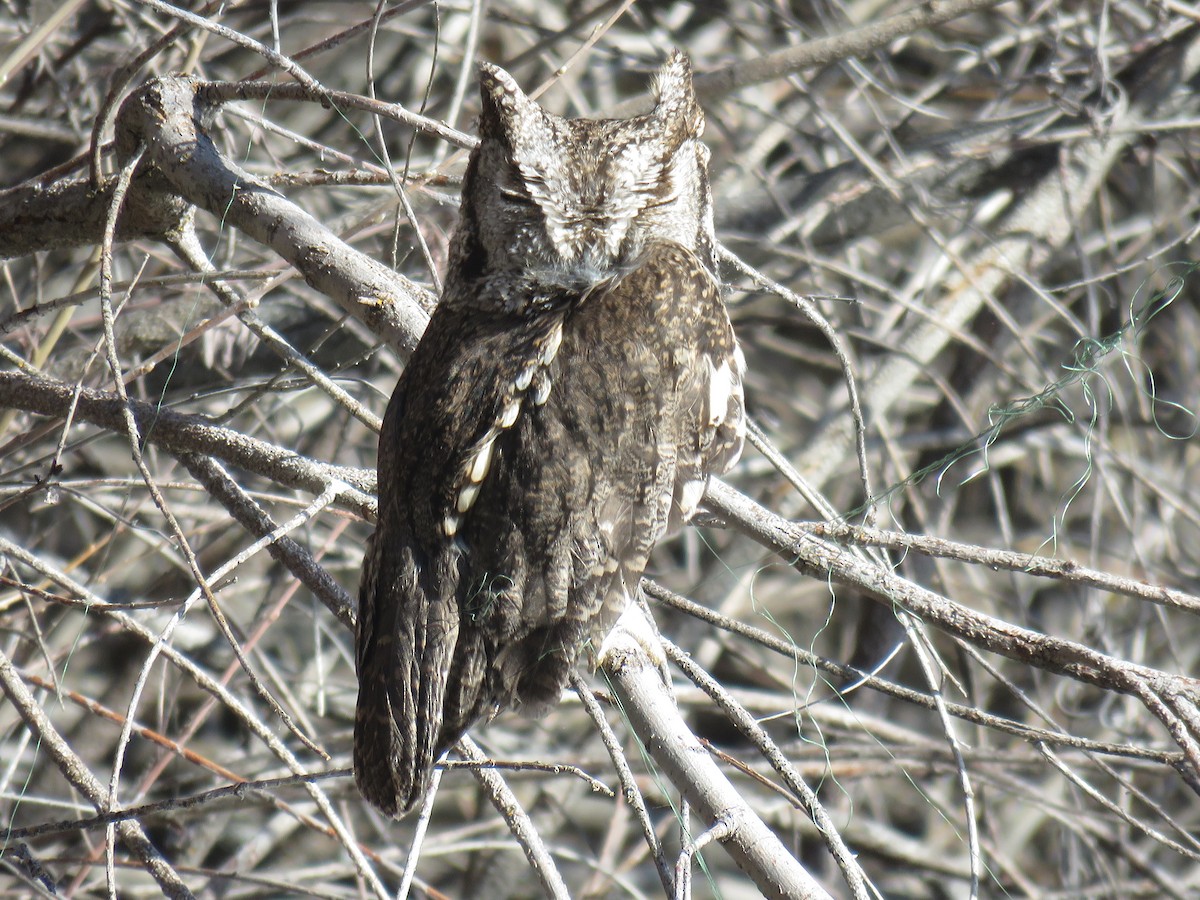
[2, 1, 1200, 897]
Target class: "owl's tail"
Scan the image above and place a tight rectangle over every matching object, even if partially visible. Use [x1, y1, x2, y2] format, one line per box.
[354, 540, 460, 818]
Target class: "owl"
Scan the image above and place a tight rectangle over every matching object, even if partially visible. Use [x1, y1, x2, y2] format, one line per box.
[354, 52, 745, 818]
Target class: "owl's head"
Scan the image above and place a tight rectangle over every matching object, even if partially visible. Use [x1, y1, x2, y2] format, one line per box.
[457, 52, 715, 292]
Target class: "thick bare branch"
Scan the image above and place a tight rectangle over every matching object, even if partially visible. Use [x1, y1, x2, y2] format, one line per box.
[601, 626, 835, 900]
[0, 370, 375, 518]
[705, 479, 1200, 787]
[0, 169, 194, 259]
[113, 74, 431, 357]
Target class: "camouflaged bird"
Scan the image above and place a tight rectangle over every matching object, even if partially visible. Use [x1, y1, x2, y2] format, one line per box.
[354, 52, 745, 818]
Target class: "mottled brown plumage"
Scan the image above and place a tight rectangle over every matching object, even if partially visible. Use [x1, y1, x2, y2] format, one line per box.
[355, 53, 745, 818]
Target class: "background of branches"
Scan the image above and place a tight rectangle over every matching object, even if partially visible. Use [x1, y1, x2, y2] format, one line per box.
[2, 0, 1200, 897]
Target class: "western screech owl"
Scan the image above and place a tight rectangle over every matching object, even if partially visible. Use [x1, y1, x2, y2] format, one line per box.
[355, 52, 745, 818]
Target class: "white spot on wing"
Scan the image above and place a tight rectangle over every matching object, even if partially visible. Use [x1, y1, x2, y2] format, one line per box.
[469, 434, 496, 483]
[532, 376, 552, 405]
[500, 399, 521, 428]
[539, 324, 563, 366]
[442, 515, 459, 538]
[515, 367, 534, 391]
[708, 358, 733, 427]
[457, 482, 480, 514]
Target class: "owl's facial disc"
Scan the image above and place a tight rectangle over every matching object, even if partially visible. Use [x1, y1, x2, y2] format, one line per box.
[476, 54, 712, 283]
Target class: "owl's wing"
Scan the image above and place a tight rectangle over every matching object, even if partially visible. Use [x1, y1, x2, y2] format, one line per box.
[354, 300, 574, 818]
[665, 259, 746, 532]
[353, 378, 461, 818]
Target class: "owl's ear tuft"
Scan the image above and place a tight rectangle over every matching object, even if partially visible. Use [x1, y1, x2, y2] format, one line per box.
[651, 51, 703, 137]
[478, 61, 538, 141]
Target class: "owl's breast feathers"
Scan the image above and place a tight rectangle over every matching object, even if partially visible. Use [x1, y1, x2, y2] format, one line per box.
[354, 239, 743, 817]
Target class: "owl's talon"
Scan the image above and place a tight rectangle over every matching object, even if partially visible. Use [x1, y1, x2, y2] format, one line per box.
[598, 601, 667, 671]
